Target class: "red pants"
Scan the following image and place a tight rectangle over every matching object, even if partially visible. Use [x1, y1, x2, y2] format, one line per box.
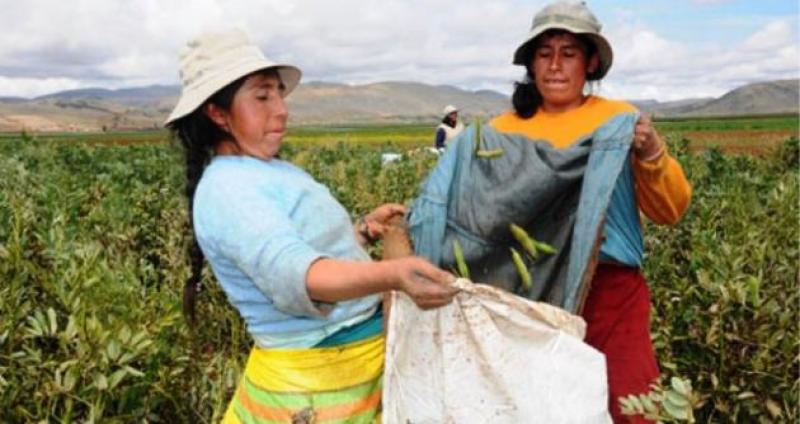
[581, 264, 660, 424]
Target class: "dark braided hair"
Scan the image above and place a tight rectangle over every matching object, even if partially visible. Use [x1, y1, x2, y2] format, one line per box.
[511, 29, 600, 119]
[168, 75, 247, 327]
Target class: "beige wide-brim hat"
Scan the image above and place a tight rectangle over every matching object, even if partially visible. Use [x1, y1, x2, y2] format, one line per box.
[443, 104, 458, 115]
[512, 1, 613, 80]
[165, 29, 302, 125]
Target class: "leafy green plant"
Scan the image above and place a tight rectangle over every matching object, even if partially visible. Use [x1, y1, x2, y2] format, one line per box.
[620, 376, 702, 422]
[0, 128, 796, 421]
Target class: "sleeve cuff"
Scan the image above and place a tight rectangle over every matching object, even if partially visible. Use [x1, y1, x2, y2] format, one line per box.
[265, 249, 334, 318]
[633, 149, 669, 180]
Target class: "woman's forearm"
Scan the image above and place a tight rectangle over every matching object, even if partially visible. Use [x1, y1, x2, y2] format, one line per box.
[306, 258, 399, 303]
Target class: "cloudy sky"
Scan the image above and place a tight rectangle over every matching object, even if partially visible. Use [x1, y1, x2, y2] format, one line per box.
[1, 0, 797, 101]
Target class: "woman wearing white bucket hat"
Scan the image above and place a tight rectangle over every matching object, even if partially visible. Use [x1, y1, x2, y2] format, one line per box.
[434, 104, 464, 149]
[489, 2, 692, 422]
[166, 29, 457, 423]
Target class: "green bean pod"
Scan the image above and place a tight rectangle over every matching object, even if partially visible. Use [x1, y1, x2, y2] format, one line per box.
[509, 223, 538, 259]
[510, 247, 532, 290]
[475, 148, 504, 159]
[453, 238, 470, 279]
[535, 241, 557, 255]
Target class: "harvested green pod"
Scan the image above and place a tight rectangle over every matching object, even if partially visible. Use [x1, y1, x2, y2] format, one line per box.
[473, 118, 482, 154]
[453, 238, 470, 279]
[510, 247, 532, 290]
[476, 148, 504, 159]
[535, 241, 557, 255]
[509, 223, 538, 259]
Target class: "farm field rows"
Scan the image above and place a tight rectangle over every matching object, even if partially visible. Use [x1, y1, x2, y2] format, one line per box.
[0, 116, 797, 422]
[1, 114, 796, 152]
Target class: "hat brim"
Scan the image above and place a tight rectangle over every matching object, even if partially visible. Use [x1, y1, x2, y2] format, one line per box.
[164, 62, 301, 126]
[512, 25, 613, 80]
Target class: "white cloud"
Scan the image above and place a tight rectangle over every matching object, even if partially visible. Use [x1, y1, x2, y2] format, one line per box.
[599, 14, 799, 101]
[0, 0, 797, 102]
[0, 0, 541, 97]
[743, 19, 794, 50]
[0, 76, 89, 98]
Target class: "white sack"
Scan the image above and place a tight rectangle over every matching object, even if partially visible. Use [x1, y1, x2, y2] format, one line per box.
[383, 278, 611, 423]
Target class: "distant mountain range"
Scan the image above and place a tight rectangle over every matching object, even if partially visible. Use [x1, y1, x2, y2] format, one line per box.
[655, 79, 797, 117]
[0, 79, 796, 132]
[631, 79, 799, 118]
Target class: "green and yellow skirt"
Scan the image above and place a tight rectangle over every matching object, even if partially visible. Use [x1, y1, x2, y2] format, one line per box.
[223, 335, 384, 423]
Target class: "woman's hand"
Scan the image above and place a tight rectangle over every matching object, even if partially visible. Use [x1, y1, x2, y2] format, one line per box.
[391, 257, 459, 310]
[356, 203, 407, 244]
[306, 257, 458, 309]
[633, 114, 665, 162]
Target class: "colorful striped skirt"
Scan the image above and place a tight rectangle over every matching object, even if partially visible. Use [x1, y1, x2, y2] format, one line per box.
[223, 335, 384, 424]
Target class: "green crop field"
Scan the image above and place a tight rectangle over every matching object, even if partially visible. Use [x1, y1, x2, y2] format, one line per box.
[0, 117, 797, 422]
[4, 113, 795, 151]
[653, 114, 798, 131]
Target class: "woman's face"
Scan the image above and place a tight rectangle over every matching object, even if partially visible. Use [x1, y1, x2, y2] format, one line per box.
[214, 72, 288, 160]
[531, 32, 597, 113]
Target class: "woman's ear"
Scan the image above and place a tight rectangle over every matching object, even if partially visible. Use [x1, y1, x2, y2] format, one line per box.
[204, 103, 229, 132]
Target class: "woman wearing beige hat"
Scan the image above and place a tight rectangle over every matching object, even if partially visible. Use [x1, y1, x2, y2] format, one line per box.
[434, 104, 464, 150]
[165, 29, 457, 423]
[489, 1, 692, 422]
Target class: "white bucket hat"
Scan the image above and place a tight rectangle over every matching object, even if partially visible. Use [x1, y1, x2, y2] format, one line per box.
[512, 1, 612, 80]
[443, 104, 458, 115]
[165, 29, 302, 125]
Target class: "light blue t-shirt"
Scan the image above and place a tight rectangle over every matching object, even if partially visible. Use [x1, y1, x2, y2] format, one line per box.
[193, 155, 380, 349]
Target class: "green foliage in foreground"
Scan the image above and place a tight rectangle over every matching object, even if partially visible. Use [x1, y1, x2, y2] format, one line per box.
[621, 376, 701, 422]
[0, 134, 797, 422]
[643, 137, 799, 422]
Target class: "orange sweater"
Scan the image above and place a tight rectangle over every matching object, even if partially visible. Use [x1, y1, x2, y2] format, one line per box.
[490, 96, 691, 225]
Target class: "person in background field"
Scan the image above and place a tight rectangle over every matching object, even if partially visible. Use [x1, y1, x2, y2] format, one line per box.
[489, 1, 692, 422]
[166, 29, 458, 423]
[434, 104, 464, 150]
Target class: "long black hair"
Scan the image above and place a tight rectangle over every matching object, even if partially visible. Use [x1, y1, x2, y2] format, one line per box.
[511, 29, 600, 119]
[168, 75, 247, 327]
